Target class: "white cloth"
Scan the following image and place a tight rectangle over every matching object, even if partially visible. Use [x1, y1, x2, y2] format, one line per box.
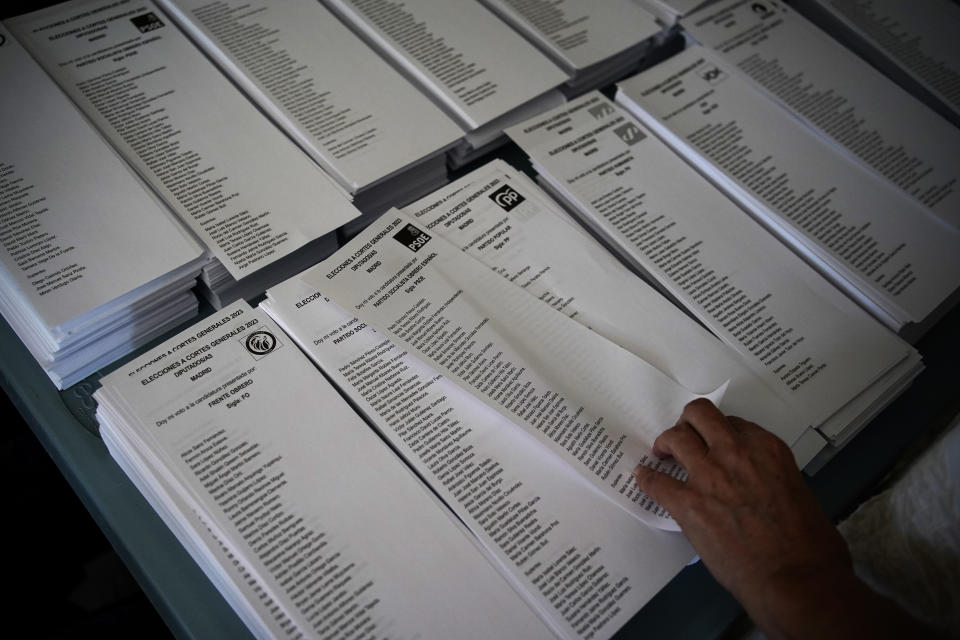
[839, 415, 960, 635]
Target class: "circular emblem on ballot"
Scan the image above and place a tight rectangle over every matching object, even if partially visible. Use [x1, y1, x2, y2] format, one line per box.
[245, 330, 277, 356]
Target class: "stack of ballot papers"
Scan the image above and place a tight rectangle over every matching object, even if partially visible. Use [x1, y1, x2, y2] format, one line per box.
[94, 301, 560, 640]
[478, 0, 663, 95]
[0, 25, 206, 389]
[7, 0, 361, 310]
[506, 92, 924, 448]
[635, 0, 717, 26]
[155, 0, 464, 237]
[789, 0, 960, 127]
[320, 0, 569, 167]
[257, 194, 745, 637]
[679, 0, 960, 227]
[614, 46, 960, 337]
[266, 160, 827, 466]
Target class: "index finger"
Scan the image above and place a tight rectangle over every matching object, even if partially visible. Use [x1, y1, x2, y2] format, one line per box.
[633, 465, 692, 519]
[679, 398, 736, 450]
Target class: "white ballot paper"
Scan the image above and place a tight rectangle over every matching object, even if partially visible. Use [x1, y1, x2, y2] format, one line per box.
[399, 160, 811, 452]
[681, 0, 960, 226]
[0, 23, 205, 387]
[311, 210, 724, 530]
[155, 0, 462, 202]
[0, 24, 200, 331]
[635, 0, 716, 25]
[95, 301, 555, 640]
[263, 277, 697, 640]
[478, 0, 661, 92]
[615, 46, 960, 332]
[320, 0, 568, 151]
[795, 0, 960, 126]
[7, 0, 359, 282]
[506, 92, 917, 433]
[100, 410, 302, 639]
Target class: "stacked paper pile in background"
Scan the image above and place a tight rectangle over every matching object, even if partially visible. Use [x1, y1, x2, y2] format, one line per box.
[0, 25, 206, 389]
[8, 0, 361, 310]
[321, 0, 569, 167]
[156, 0, 464, 238]
[507, 93, 926, 451]
[679, 0, 960, 228]
[789, 0, 960, 127]
[635, 0, 715, 25]
[479, 0, 663, 95]
[615, 46, 960, 337]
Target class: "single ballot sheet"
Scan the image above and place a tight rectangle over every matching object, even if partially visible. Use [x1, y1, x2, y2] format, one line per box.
[400, 160, 805, 447]
[312, 210, 726, 530]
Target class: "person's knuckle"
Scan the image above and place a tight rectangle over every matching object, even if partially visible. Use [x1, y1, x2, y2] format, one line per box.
[716, 442, 750, 468]
[679, 495, 713, 527]
[713, 428, 738, 449]
[687, 397, 713, 409]
[660, 423, 683, 440]
[653, 427, 677, 449]
[666, 422, 686, 436]
[639, 469, 667, 496]
[759, 430, 790, 456]
[694, 460, 730, 492]
[733, 417, 761, 436]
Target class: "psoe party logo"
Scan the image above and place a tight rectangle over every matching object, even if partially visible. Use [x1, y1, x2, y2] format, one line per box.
[393, 223, 432, 252]
[130, 12, 165, 34]
[244, 330, 280, 359]
[489, 184, 525, 212]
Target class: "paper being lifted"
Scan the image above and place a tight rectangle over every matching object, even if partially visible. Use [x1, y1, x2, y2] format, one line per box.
[401, 160, 806, 449]
[263, 279, 696, 640]
[95, 301, 555, 639]
[311, 212, 725, 530]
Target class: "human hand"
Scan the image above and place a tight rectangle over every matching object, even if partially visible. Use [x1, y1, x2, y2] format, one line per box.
[632, 399, 899, 639]
[634, 399, 849, 603]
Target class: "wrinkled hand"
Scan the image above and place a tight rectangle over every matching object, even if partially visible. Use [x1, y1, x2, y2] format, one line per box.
[633, 399, 916, 639]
